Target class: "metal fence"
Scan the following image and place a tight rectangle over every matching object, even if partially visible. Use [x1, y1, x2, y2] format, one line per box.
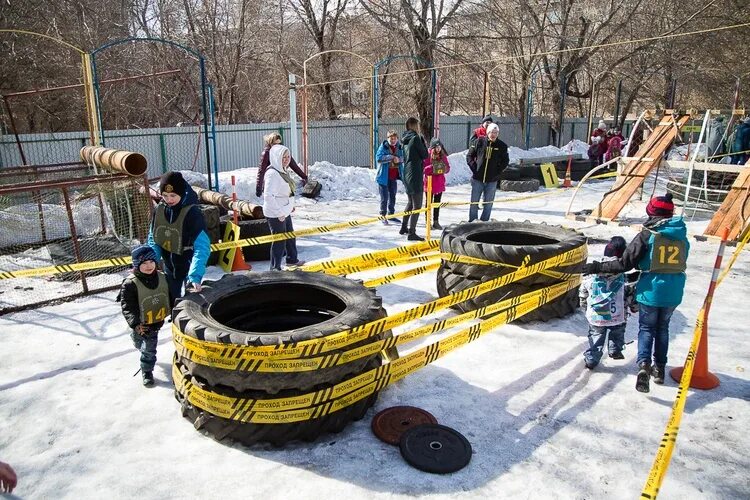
[2, 116, 620, 178]
[0, 171, 152, 314]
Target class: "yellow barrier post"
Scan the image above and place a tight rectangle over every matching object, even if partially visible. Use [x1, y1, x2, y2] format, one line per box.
[426, 175, 433, 241]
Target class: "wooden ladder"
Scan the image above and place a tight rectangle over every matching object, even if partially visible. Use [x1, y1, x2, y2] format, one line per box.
[703, 160, 750, 240]
[590, 111, 691, 221]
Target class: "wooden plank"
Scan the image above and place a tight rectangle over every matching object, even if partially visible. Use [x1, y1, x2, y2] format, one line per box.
[704, 163, 750, 239]
[591, 114, 691, 220]
[621, 159, 747, 174]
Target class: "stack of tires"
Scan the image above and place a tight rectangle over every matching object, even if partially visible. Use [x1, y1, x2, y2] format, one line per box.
[499, 165, 541, 192]
[219, 214, 273, 262]
[172, 271, 396, 445]
[436, 221, 586, 323]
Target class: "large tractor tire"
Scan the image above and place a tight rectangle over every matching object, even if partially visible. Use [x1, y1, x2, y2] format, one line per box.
[172, 271, 396, 393]
[435, 220, 586, 323]
[498, 179, 540, 192]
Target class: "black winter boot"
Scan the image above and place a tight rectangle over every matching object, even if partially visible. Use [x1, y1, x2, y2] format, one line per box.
[652, 364, 666, 385]
[407, 233, 425, 241]
[636, 361, 651, 393]
[399, 218, 409, 235]
[432, 220, 442, 230]
[142, 371, 155, 387]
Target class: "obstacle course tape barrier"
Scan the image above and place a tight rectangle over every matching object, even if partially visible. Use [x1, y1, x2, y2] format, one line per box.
[173, 277, 579, 424]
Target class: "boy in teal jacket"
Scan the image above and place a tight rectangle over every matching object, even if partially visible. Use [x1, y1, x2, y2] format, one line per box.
[583, 193, 689, 393]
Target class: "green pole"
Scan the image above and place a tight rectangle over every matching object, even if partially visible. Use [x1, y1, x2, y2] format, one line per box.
[159, 134, 168, 173]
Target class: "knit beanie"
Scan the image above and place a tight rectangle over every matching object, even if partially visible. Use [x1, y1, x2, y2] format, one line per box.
[132, 244, 157, 269]
[482, 115, 494, 124]
[604, 236, 627, 258]
[486, 123, 500, 135]
[429, 137, 442, 148]
[646, 193, 675, 217]
[159, 171, 187, 196]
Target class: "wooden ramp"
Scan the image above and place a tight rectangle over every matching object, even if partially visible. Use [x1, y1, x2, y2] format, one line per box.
[589, 111, 691, 221]
[703, 161, 750, 240]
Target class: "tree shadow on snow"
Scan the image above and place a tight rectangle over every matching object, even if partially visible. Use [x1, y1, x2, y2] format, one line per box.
[225, 342, 633, 494]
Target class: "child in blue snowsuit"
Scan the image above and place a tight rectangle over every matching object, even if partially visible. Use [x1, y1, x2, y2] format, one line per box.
[118, 245, 172, 387]
[580, 236, 634, 369]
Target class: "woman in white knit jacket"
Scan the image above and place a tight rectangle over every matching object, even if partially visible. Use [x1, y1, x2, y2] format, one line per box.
[263, 144, 304, 270]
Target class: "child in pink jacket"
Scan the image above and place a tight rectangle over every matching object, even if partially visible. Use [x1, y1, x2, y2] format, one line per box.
[423, 138, 451, 230]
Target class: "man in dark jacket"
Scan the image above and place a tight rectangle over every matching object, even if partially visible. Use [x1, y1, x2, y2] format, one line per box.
[119, 245, 172, 387]
[582, 193, 689, 393]
[400, 117, 429, 240]
[466, 123, 509, 221]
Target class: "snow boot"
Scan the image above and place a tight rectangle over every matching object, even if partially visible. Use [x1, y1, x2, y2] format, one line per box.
[381, 218, 389, 226]
[609, 351, 625, 360]
[407, 233, 425, 241]
[432, 221, 442, 230]
[584, 359, 597, 370]
[142, 371, 155, 387]
[652, 364, 666, 385]
[636, 361, 651, 393]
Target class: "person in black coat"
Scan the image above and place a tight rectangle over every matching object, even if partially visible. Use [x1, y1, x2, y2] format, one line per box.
[466, 123, 509, 221]
[118, 245, 172, 387]
[399, 117, 430, 240]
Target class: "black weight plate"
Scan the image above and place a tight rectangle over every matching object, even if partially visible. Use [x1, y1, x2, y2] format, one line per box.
[399, 423, 472, 474]
[371, 406, 438, 445]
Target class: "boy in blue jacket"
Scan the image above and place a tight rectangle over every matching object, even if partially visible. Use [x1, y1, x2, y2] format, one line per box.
[583, 193, 689, 393]
[147, 171, 211, 304]
[375, 130, 405, 225]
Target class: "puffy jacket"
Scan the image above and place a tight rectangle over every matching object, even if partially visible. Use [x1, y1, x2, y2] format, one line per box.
[263, 145, 296, 219]
[468, 126, 486, 148]
[147, 185, 211, 285]
[401, 130, 429, 194]
[466, 136, 509, 183]
[598, 217, 689, 307]
[256, 145, 307, 197]
[423, 151, 450, 194]
[117, 270, 173, 330]
[730, 120, 750, 164]
[375, 140, 405, 185]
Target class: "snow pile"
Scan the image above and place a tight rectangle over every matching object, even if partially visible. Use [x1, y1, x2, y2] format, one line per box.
[308, 161, 379, 200]
[0, 199, 107, 249]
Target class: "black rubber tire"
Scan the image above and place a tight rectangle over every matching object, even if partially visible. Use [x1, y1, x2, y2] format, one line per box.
[498, 179, 540, 192]
[198, 205, 221, 266]
[436, 221, 586, 323]
[519, 164, 542, 181]
[219, 215, 272, 262]
[500, 166, 521, 181]
[173, 271, 396, 393]
[436, 269, 580, 323]
[554, 159, 594, 181]
[174, 356, 381, 446]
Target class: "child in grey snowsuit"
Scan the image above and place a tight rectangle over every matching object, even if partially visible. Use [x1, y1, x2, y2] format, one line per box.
[118, 245, 172, 387]
[580, 236, 635, 369]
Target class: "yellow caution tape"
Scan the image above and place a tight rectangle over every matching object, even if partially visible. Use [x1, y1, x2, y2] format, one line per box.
[171, 245, 587, 363]
[173, 278, 576, 423]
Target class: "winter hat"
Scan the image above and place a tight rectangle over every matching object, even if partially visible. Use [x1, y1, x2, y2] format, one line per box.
[482, 115, 494, 125]
[486, 123, 500, 135]
[598, 120, 607, 130]
[604, 236, 627, 258]
[131, 245, 157, 269]
[646, 193, 675, 217]
[429, 137, 442, 148]
[159, 171, 187, 195]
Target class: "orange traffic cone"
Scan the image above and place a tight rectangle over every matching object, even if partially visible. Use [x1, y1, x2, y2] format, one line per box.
[670, 321, 719, 389]
[231, 248, 251, 272]
[562, 154, 573, 188]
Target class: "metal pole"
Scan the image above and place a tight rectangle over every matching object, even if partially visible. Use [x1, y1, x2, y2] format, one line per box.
[373, 64, 380, 170]
[90, 54, 106, 147]
[681, 110, 710, 217]
[586, 75, 596, 141]
[433, 71, 440, 138]
[302, 69, 309, 175]
[524, 71, 536, 149]
[558, 74, 567, 148]
[199, 57, 213, 191]
[288, 74, 299, 161]
[208, 83, 219, 189]
[61, 186, 89, 294]
[613, 79, 623, 127]
[2, 96, 28, 165]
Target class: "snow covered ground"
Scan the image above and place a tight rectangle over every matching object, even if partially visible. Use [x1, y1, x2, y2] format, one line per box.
[1, 150, 749, 499]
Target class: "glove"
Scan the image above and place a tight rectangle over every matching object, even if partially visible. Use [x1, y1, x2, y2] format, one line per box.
[581, 262, 602, 275]
[135, 324, 149, 335]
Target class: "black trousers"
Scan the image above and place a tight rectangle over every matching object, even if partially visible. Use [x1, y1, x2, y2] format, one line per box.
[401, 191, 424, 234]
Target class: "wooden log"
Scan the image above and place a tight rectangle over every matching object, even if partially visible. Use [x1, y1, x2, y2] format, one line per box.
[192, 186, 264, 219]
